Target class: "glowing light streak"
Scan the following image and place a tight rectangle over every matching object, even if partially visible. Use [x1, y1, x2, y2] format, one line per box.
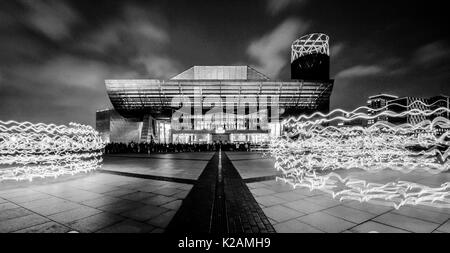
[270, 104, 450, 209]
[283, 100, 450, 133]
[0, 121, 105, 182]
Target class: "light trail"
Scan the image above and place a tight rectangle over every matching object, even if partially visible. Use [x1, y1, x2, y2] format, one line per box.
[0, 121, 105, 182]
[270, 104, 450, 209]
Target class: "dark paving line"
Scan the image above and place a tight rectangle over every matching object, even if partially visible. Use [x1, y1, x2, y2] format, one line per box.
[105, 155, 212, 161]
[210, 151, 228, 233]
[97, 169, 196, 184]
[221, 152, 275, 233]
[165, 152, 219, 233]
[165, 151, 275, 233]
[229, 158, 272, 161]
[148, 157, 212, 161]
[431, 217, 449, 233]
[224, 152, 263, 155]
[243, 175, 278, 183]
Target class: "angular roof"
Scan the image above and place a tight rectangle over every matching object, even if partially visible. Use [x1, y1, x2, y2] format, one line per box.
[170, 66, 269, 80]
[368, 93, 399, 100]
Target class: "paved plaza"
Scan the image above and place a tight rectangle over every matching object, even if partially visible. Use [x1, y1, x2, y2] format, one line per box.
[0, 152, 449, 233]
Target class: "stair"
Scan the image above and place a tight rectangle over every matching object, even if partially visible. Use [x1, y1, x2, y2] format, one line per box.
[140, 115, 151, 143]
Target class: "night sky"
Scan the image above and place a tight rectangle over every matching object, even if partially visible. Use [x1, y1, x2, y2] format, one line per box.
[0, 0, 449, 126]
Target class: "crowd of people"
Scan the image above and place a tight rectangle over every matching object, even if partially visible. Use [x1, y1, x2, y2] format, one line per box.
[104, 141, 253, 154]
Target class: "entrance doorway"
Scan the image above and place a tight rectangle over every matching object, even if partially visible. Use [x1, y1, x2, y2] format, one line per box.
[211, 133, 230, 143]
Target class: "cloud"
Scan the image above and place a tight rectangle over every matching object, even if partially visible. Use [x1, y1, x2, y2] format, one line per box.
[8, 55, 125, 98]
[414, 41, 450, 66]
[0, 55, 117, 125]
[78, 4, 179, 79]
[330, 43, 345, 58]
[80, 5, 169, 55]
[0, 2, 183, 126]
[34, 56, 110, 90]
[336, 65, 384, 79]
[18, 0, 81, 41]
[247, 18, 310, 78]
[135, 55, 181, 79]
[266, 0, 307, 15]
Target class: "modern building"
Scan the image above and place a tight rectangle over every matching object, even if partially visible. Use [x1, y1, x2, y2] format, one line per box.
[366, 94, 450, 135]
[387, 95, 450, 122]
[366, 94, 399, 125]
[291, 33, 330, 81]
[96, 33, 335, 144]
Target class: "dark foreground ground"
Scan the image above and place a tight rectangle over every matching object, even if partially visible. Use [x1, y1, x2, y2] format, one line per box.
[0, 152, 449, 233]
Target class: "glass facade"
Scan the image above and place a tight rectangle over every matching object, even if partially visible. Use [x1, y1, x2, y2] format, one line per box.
[95, 109, 143, 143]
[105, 79, 333, 119]
[230, 133, 270, 143]
[367, 94, 399, 125]
[156, 121, 171, 144]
